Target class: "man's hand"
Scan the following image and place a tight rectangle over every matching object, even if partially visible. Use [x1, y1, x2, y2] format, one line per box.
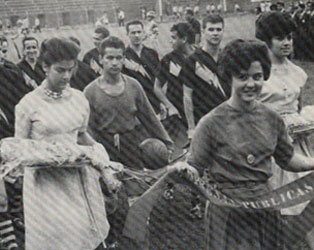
[187, 129, 195, 140]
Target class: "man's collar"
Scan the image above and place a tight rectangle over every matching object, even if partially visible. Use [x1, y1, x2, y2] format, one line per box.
[128, 44, 144, 55]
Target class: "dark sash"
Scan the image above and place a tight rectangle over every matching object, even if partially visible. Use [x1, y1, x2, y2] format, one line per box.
[123, 168, 314, 242]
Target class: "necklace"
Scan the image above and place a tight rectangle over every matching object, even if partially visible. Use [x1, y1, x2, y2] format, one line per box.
[44, 88, 63, 99]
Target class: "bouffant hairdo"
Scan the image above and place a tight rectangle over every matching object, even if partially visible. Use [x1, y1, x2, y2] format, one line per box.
[255, 11, 296, 47]
[39, 37, 80, 66]
[218, 39, 271, 86]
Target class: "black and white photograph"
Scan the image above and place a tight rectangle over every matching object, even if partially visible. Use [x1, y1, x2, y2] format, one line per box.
[0, 0, 314, 249]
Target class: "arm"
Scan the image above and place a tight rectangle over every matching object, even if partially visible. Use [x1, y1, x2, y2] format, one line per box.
[82, 52, 90, 66]
[183, 84, 195, 138]
[282, 153, 314, 172]
[14, 101, 31, 139]
[298, 87, 303, 112]
[150, 49, 161, 77]
[187, 117, 213, 175]
[195, 33, 201, 47]
[136, 83, 173, 147]
[154, 78, 179, 117]
[77, 131, 99, 146]
[78, 128, 122, 193]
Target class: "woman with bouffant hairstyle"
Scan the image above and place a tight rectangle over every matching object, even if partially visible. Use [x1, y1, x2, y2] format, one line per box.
[256, 11, 314, 249]
[186, 39, 314, 249]
[15, 37, 118, 250]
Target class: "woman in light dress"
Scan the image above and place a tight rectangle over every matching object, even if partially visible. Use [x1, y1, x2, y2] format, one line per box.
[256, 12, 314, 249]
[15, 37, 118, 250]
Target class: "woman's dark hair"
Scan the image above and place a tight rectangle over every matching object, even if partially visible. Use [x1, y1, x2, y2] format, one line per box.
[99, 36, 125, 56]
[39, 37, 80, 66]
[218, 39, 271, 86]
[255, 11, 296, 47]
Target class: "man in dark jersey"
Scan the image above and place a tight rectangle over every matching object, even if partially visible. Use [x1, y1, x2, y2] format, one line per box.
[122, 20, 161, 113]
[182, 14, 230, 139]
[17, 37, 45, 88]
[69, 36, 98, 91]
[0, 35, 29, 250]
[154, 22, 195, 149]
[82, 26, 110, 75]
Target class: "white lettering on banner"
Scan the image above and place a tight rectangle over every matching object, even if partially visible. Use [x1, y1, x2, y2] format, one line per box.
[192, 173, 314, 210]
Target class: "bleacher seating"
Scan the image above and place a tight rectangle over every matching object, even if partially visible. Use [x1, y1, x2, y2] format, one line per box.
[1, 0, 115, 16]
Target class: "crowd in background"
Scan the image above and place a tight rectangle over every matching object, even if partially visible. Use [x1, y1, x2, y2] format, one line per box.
[256, 1, 314, 61]
[1, 1, 314, 249]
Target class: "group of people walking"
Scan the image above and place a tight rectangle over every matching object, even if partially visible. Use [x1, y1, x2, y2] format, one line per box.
[0, 7, 314, 250]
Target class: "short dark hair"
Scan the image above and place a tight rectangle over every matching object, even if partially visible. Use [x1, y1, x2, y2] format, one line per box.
[185, 9, 194, 16]
[256, 11, 296, 47]
[270, 4, 278, 11]
[202, 14, 224, 29]
[126, 20, 144, 33]
[170, 22, 195, 44]
[22, 36, 39, 50]
[218, 39, 271, 86]
[99, 36, 125, 57]
[69, 36, 81, 47]
[94, 26, 110, 39]
[39, 37, 80, 66]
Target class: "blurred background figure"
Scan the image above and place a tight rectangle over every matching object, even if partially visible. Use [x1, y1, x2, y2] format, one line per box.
[33, 15, 41, 33]
[17, 36, 45, 89]
[83, 26, 110, 75]
[96, 11, 109, 28]
[118, 8, 125, 27]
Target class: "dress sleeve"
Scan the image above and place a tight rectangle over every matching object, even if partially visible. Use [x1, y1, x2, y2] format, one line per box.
[273, 115, 294, 168]
[296, 67, 308, 88]
[78, 92, 91, 133]
[187, 117, 214, 175]
[14, 97, 33, 138]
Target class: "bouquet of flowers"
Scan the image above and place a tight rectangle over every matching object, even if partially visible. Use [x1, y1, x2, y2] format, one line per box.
[0, 138, 109, 179]
[282, 106, 314, 136]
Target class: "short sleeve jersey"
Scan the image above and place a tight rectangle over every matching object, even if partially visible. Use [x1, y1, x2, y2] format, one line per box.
[188, 102, 294, 184]
[122, 45, 161, 112]
[157, 50, 187, 119]
[181, 48, 231, 123]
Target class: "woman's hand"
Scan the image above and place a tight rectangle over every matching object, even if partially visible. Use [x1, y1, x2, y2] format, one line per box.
[168, 161, 199, 181]
[101, 167, 122, 194]
[91, 143, 110, 169]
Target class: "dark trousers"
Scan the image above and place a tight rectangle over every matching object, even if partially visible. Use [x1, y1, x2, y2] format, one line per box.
[118, 19, 124, 27]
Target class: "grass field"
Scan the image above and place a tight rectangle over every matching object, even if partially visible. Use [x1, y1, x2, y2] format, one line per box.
[7, 14, 314, 250]
[8, 13, 314, 109]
